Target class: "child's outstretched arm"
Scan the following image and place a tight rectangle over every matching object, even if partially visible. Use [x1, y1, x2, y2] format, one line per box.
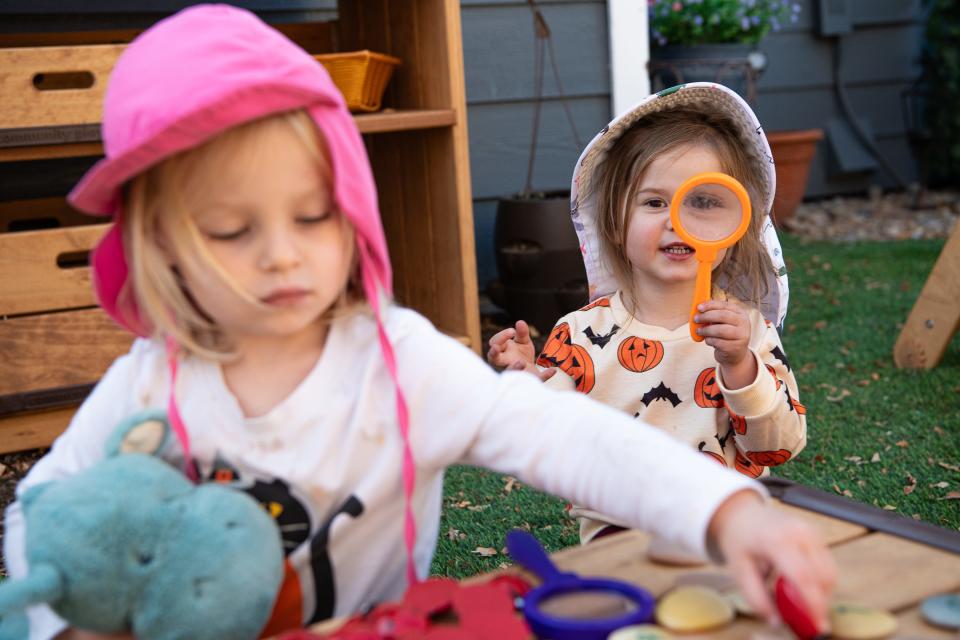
[486, 320, 555, 381]
[695, 300, 806, 464]
[708, 489, 835, 631]
[396, 311, 834, 632]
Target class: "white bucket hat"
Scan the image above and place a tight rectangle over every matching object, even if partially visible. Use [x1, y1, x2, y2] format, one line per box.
[570, 82, 789, 327]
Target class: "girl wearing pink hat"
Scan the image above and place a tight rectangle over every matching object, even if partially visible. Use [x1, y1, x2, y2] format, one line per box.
[6, 7, 833, 639]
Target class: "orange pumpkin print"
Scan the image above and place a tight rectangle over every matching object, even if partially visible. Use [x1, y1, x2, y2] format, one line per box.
[765, 364, 782, 390]
[579, 297, 611, 312]
[734, 450, 764, 478]
[790, 398, 807, 415]
[728, 411, 747, 435]
[536, 323, 573, 368]
[694, 367, 725, 408]
[702, 450, 727, 466]
[536, 322, 595, 394]
[746, 449, 792, 467]
[564, 344, 595, 394]
[618, 337, 664, 373]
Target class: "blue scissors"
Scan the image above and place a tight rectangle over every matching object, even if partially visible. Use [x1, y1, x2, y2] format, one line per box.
[505, 529, 655, 639]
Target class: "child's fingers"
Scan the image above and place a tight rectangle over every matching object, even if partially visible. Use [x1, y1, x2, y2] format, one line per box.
[697, 299, 744, 314]
[730, 553, 776, 625]
[695, 323, 743, 340]
[538, 367, 557, 382]
[694, 309, 744, 327]
[514, 320, 532, 345]
[487, 328, 517, 351]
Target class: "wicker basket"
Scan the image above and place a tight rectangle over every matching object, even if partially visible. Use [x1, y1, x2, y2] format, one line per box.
[314, 50, 401, 113]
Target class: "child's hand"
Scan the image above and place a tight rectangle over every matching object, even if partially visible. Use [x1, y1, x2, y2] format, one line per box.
[487, 321, 556, 381]
[694, 300, 755, 389]
[708, 490, 836, 633]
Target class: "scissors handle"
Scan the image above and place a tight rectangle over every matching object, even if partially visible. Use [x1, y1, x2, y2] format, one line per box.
[505, 530, 566, 584]
[689, 259, 713, 342]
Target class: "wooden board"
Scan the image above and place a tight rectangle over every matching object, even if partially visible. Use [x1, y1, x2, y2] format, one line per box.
[894, 221, 960, 369]
[830, 532, 960, 611]
[0, 307, 132, 400]
[0, 44, 125, 130]
[0, 224, 108, 316]
[0, 406, 74, 454]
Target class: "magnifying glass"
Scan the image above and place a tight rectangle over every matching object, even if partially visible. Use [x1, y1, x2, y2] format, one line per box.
[505, 529, 655, 639]
[668, 172, 751, 342]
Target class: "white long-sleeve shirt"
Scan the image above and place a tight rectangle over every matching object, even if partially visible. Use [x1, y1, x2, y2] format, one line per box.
[5, 306, 762, 639]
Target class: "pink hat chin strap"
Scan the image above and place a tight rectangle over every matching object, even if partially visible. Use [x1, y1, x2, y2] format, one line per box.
[162, 241, 419, 587]
[357, 240, 419, 587]
[165, 336, 199, 483]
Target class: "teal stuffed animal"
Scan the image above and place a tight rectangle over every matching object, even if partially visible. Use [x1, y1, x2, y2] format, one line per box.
[0, 411, 284, 639]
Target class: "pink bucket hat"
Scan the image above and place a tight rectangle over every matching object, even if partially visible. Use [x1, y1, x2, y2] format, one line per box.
[69, 4, 420, 587]
[69, 3, 392, 334]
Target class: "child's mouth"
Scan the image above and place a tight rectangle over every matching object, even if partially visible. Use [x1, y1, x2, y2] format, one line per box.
[660, 243, 694, 259]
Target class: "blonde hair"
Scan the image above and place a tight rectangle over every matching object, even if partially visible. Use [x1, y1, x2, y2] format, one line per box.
[122, 109, 364, 358]
[594, 107, 774, 311]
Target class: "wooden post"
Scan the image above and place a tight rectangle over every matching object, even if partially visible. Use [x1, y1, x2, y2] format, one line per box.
[893, 222, 960, 369]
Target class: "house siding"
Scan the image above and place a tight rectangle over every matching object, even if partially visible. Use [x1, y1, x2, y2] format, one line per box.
[463, 0, 924, 287]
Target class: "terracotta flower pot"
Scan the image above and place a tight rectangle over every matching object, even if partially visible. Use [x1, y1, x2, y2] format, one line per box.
[766, 129, 824, 225]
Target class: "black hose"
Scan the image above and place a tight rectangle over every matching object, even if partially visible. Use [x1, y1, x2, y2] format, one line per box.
[831, 36, 911, 189]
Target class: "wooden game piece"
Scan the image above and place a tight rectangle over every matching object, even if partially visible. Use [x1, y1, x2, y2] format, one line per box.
[829, 603, 898, 639]
[920, 593, 960, 630]
[608, 624, 673, 639]
[655, 585, 735, 632]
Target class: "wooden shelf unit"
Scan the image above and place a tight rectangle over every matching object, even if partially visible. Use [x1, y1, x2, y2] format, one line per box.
[0, 0, 480, 454]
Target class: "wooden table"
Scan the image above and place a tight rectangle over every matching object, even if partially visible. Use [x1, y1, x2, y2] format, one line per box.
[506, 501, 960, 639]
[307, 499, 960, 638]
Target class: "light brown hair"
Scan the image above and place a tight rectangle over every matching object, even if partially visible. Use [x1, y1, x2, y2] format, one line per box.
[594, 107, 774, 311]
[121, 109, 364, 358]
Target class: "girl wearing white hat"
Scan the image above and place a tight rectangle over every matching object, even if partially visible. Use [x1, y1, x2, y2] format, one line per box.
[490, 83, 807, 545]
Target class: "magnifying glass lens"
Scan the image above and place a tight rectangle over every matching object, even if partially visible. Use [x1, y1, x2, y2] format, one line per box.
[537, 589, 640, 620]
[678, 183, 744, 242]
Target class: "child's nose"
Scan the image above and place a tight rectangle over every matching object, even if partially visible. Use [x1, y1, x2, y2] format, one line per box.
[259, 227, 301, 271]
[664, 213, 674, 231]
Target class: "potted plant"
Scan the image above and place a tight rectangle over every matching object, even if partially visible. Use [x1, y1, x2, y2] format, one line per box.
[647, 0, 801, 102]
[648, 0, 819, 224]
[488, 0, 589, 333]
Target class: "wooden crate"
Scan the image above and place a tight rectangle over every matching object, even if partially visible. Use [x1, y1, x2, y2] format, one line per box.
[0, 0, 480, 453]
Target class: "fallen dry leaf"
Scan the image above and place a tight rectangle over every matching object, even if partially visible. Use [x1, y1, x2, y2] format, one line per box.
[467, 505, 490, 512]
[447, 528, 462, 541]
[930, 481, 950, 489]
[503, 476, 517, 494]
[871, 452, 881, 463]
[940, 492, 960, 501]
[895, 440, 909, 448]
[934, 426, 944, 436]
[813, 320, 828, 330]
[844, 456, 862, 464]
[938, 461, 960, 473]
[904, 474, 917, 495]
[472, 546, 498, 557]
[870, 372, 880, 381]
[827, 389, 851, 402]
[454, 500, 471, 508]
[883, 505, 897, 511]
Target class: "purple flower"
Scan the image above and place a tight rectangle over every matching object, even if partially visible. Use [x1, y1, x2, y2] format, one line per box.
[693, 14, 704, 26]
[741, 16, 751, 30]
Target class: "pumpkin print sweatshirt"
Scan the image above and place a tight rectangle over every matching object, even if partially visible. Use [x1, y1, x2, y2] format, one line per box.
[539, 290, 806, 543]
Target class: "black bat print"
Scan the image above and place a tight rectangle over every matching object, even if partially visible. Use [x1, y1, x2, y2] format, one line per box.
[583, 324, 620, 348]
[771, 345, 792, 372]
[640, 382, 682, 407]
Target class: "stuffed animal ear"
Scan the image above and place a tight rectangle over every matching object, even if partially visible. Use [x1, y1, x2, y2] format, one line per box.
[105, 410, 172, 458]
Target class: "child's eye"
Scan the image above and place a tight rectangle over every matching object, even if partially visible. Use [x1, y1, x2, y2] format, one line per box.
[297, 211, 333, 225]
[205, 227, 249, 241]
[686, 194, 723, 210]
[643, 198, 668, 209]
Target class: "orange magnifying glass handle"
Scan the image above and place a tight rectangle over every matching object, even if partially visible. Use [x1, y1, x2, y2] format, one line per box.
[669, 172, 752, 342]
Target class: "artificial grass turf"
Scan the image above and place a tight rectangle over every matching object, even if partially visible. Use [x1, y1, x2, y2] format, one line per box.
[431, 235, 960, 578]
